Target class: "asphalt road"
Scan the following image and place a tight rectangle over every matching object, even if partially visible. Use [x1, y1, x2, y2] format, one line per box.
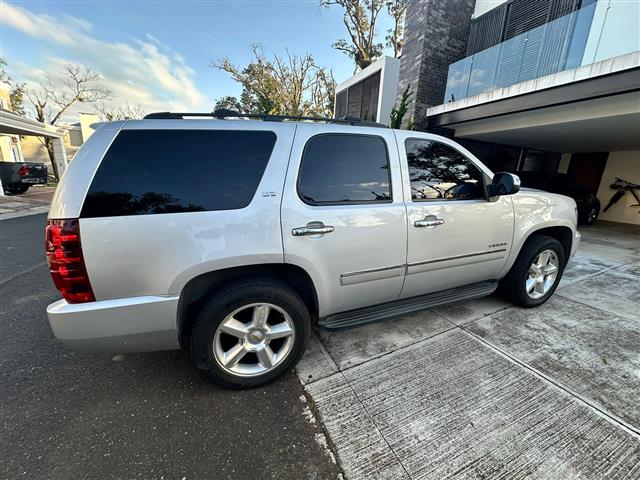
[0, 213, 341, 480]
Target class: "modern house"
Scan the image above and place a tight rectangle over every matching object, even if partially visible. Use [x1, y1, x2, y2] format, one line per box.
[0, 86, 25, 163]
[334, 56, 400, 125]
[335, 0, 639, 225]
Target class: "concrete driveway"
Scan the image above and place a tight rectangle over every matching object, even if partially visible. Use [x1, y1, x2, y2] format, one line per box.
[297, 221, 640, 479]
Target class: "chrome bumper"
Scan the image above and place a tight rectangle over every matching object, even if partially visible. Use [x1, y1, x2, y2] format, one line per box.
[47, 295, 180, 353]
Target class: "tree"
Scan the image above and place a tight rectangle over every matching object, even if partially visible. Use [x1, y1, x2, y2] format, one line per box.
[26, 64, 110, 179]
[322, 0, 408, 69]
[389, 84, 412, 129]
[0, 58, 27, 116]
[385, 0, 408, 58]
[96, 103, 144, 121]
[321, 0, 385, 70]
[212, 45, 335, 117]
[212, 95, 245, 113]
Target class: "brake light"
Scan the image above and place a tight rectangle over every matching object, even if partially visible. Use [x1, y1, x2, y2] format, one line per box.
[45, 219, 95, 303]
[17, 165, 29, 177]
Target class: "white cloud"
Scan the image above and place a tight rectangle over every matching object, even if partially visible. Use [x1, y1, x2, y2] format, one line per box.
[1, 1, 208, 119]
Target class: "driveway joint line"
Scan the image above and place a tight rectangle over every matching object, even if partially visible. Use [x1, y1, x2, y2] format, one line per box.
[554, 292, 639, 323]
[337, 370, 414, 480]
[460, 327, 640, 438]
[316, 322, 459, 378]
[558, 259, 635, 290]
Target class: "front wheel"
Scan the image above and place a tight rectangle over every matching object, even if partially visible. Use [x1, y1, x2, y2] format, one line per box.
[190, 279, 311, 389]
[499, 234, 566, 307]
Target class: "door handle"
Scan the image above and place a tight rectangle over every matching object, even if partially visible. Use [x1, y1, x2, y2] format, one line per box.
[292, 223, 335, 236]
[414, 216, 445, 228]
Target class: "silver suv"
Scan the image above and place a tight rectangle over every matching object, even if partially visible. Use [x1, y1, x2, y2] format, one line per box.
[46, 112, 580, 388]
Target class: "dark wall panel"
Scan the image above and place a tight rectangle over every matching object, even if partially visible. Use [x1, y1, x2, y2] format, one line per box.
[467, 4, 508, 56]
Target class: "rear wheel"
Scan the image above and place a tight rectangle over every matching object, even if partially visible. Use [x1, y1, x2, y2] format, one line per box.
[5, 184, 29, 194]
[190, 279, 311, 389]
[499, 234, 565, 307]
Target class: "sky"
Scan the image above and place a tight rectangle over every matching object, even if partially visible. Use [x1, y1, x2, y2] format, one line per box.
[0, 0, 395, 121]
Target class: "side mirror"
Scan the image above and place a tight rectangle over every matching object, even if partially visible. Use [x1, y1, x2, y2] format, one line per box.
[489, 172, 521, 197]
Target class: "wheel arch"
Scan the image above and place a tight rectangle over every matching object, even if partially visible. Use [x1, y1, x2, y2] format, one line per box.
[177, 263, 318, 346]
[500, 223, 574, 278]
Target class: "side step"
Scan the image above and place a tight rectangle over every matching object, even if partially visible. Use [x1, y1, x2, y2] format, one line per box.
[318, 281, 498, 330]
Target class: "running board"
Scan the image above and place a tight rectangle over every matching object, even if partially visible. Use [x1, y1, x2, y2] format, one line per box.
[318, 281, 498, 330]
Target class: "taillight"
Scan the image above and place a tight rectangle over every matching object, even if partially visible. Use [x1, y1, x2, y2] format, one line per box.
[17, 165, 29, 177]
[45, 219, 95, 303]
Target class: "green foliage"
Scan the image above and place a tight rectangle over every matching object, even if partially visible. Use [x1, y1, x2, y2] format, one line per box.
[389, 84, 413, 129]
[0, 57, 26, 116]
[213, 95, 245, 113]
[212, 45, 336, 117]
[322, 0, 407, 70]
[385, 0, 408, 57]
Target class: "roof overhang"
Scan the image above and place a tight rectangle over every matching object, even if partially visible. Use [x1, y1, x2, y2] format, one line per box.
[0, 109, 66, 138]
[426, 66, 640, 153]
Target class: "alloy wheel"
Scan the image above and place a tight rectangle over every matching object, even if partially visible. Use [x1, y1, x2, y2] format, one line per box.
[213, 303, 295, 377]
[526, 249, 559, 299]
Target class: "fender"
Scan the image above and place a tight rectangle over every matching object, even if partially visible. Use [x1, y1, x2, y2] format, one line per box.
[498, 190, 577, 278]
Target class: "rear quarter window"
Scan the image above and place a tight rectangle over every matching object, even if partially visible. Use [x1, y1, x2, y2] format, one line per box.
[81, 129, 276, 218]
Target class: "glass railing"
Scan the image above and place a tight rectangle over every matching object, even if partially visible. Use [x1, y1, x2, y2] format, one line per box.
[443, 0, 640, 103]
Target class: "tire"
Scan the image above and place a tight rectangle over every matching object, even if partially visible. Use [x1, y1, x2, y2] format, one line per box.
[5, 184, 29, 194]
[498, 234, 566, 307]
[190, 278, 311, 389]
[580, 204, 599, 225]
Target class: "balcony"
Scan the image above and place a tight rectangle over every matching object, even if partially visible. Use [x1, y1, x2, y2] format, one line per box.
[443, 0, 640, 103]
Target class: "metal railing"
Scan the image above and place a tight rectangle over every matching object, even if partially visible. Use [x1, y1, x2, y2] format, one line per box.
[443, 0, 640, 103]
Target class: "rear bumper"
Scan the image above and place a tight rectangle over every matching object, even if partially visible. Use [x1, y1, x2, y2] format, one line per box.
[47, 295, 180, 353]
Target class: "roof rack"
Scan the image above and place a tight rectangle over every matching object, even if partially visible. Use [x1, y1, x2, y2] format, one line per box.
[143, 109, 387, 128]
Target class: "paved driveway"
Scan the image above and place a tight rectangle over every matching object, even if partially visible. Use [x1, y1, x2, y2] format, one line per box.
[1, 214, 342, 480]
[297, 221, 640, 479]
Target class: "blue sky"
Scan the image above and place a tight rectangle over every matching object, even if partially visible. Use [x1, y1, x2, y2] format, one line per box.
[1, 0, 395, 120]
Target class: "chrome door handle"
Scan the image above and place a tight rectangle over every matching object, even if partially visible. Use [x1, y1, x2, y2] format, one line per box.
[292, 224, 335, 236]
[414, 217, 445, 228]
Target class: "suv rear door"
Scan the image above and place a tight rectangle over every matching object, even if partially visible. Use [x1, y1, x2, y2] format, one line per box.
[281, 124, 407, 318]
[396, 131, 514, 299]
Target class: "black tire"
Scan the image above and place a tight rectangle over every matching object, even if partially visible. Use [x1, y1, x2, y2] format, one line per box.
[5, 184, 29, 194]
[190, 278, 311, 389]
[498, 234, 566, 307]
[580, 204, 599, 225]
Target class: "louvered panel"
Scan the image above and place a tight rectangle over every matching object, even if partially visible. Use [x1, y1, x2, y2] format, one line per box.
[494, 34, 527, 88]
[504, 0, 551, 39]
[518, 27, 546, 83]
[346, 83, 362, 118]
[335, 90, 347, 119]
[467, 46, 502, 96]
[467, 4, 509, 55]
[538, 12, 575, 76]
[549, 0, 579, 21]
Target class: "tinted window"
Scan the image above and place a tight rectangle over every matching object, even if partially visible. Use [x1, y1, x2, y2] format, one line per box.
[298, 134, 391, 205]
[81, 130, 276, 218]
[405, 139, 485, 201]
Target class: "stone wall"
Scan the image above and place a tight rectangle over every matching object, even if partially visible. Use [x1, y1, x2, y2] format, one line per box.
[396, 0, 476, 130]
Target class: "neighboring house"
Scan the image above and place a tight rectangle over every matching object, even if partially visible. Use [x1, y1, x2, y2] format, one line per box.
[22, 112, 98, 165]
[336, 0, 640, 225]
[334, 56, 400, 125]
[0, 86, 25, 163]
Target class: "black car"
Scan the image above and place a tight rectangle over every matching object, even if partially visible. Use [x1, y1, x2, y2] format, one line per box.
[0, 161, 48, 194]
[516, 172, 600, 225]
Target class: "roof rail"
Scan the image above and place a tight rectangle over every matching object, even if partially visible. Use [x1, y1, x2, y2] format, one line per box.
[143, 110, 388, 128]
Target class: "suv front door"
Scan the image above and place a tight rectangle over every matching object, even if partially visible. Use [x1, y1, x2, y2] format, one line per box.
[281, 124, 407, 317]
[396, 132, 514, 299]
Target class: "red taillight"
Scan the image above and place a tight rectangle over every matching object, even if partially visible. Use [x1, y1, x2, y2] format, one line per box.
[17, 165, 29, 177]
[45, 219, 95, 303]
